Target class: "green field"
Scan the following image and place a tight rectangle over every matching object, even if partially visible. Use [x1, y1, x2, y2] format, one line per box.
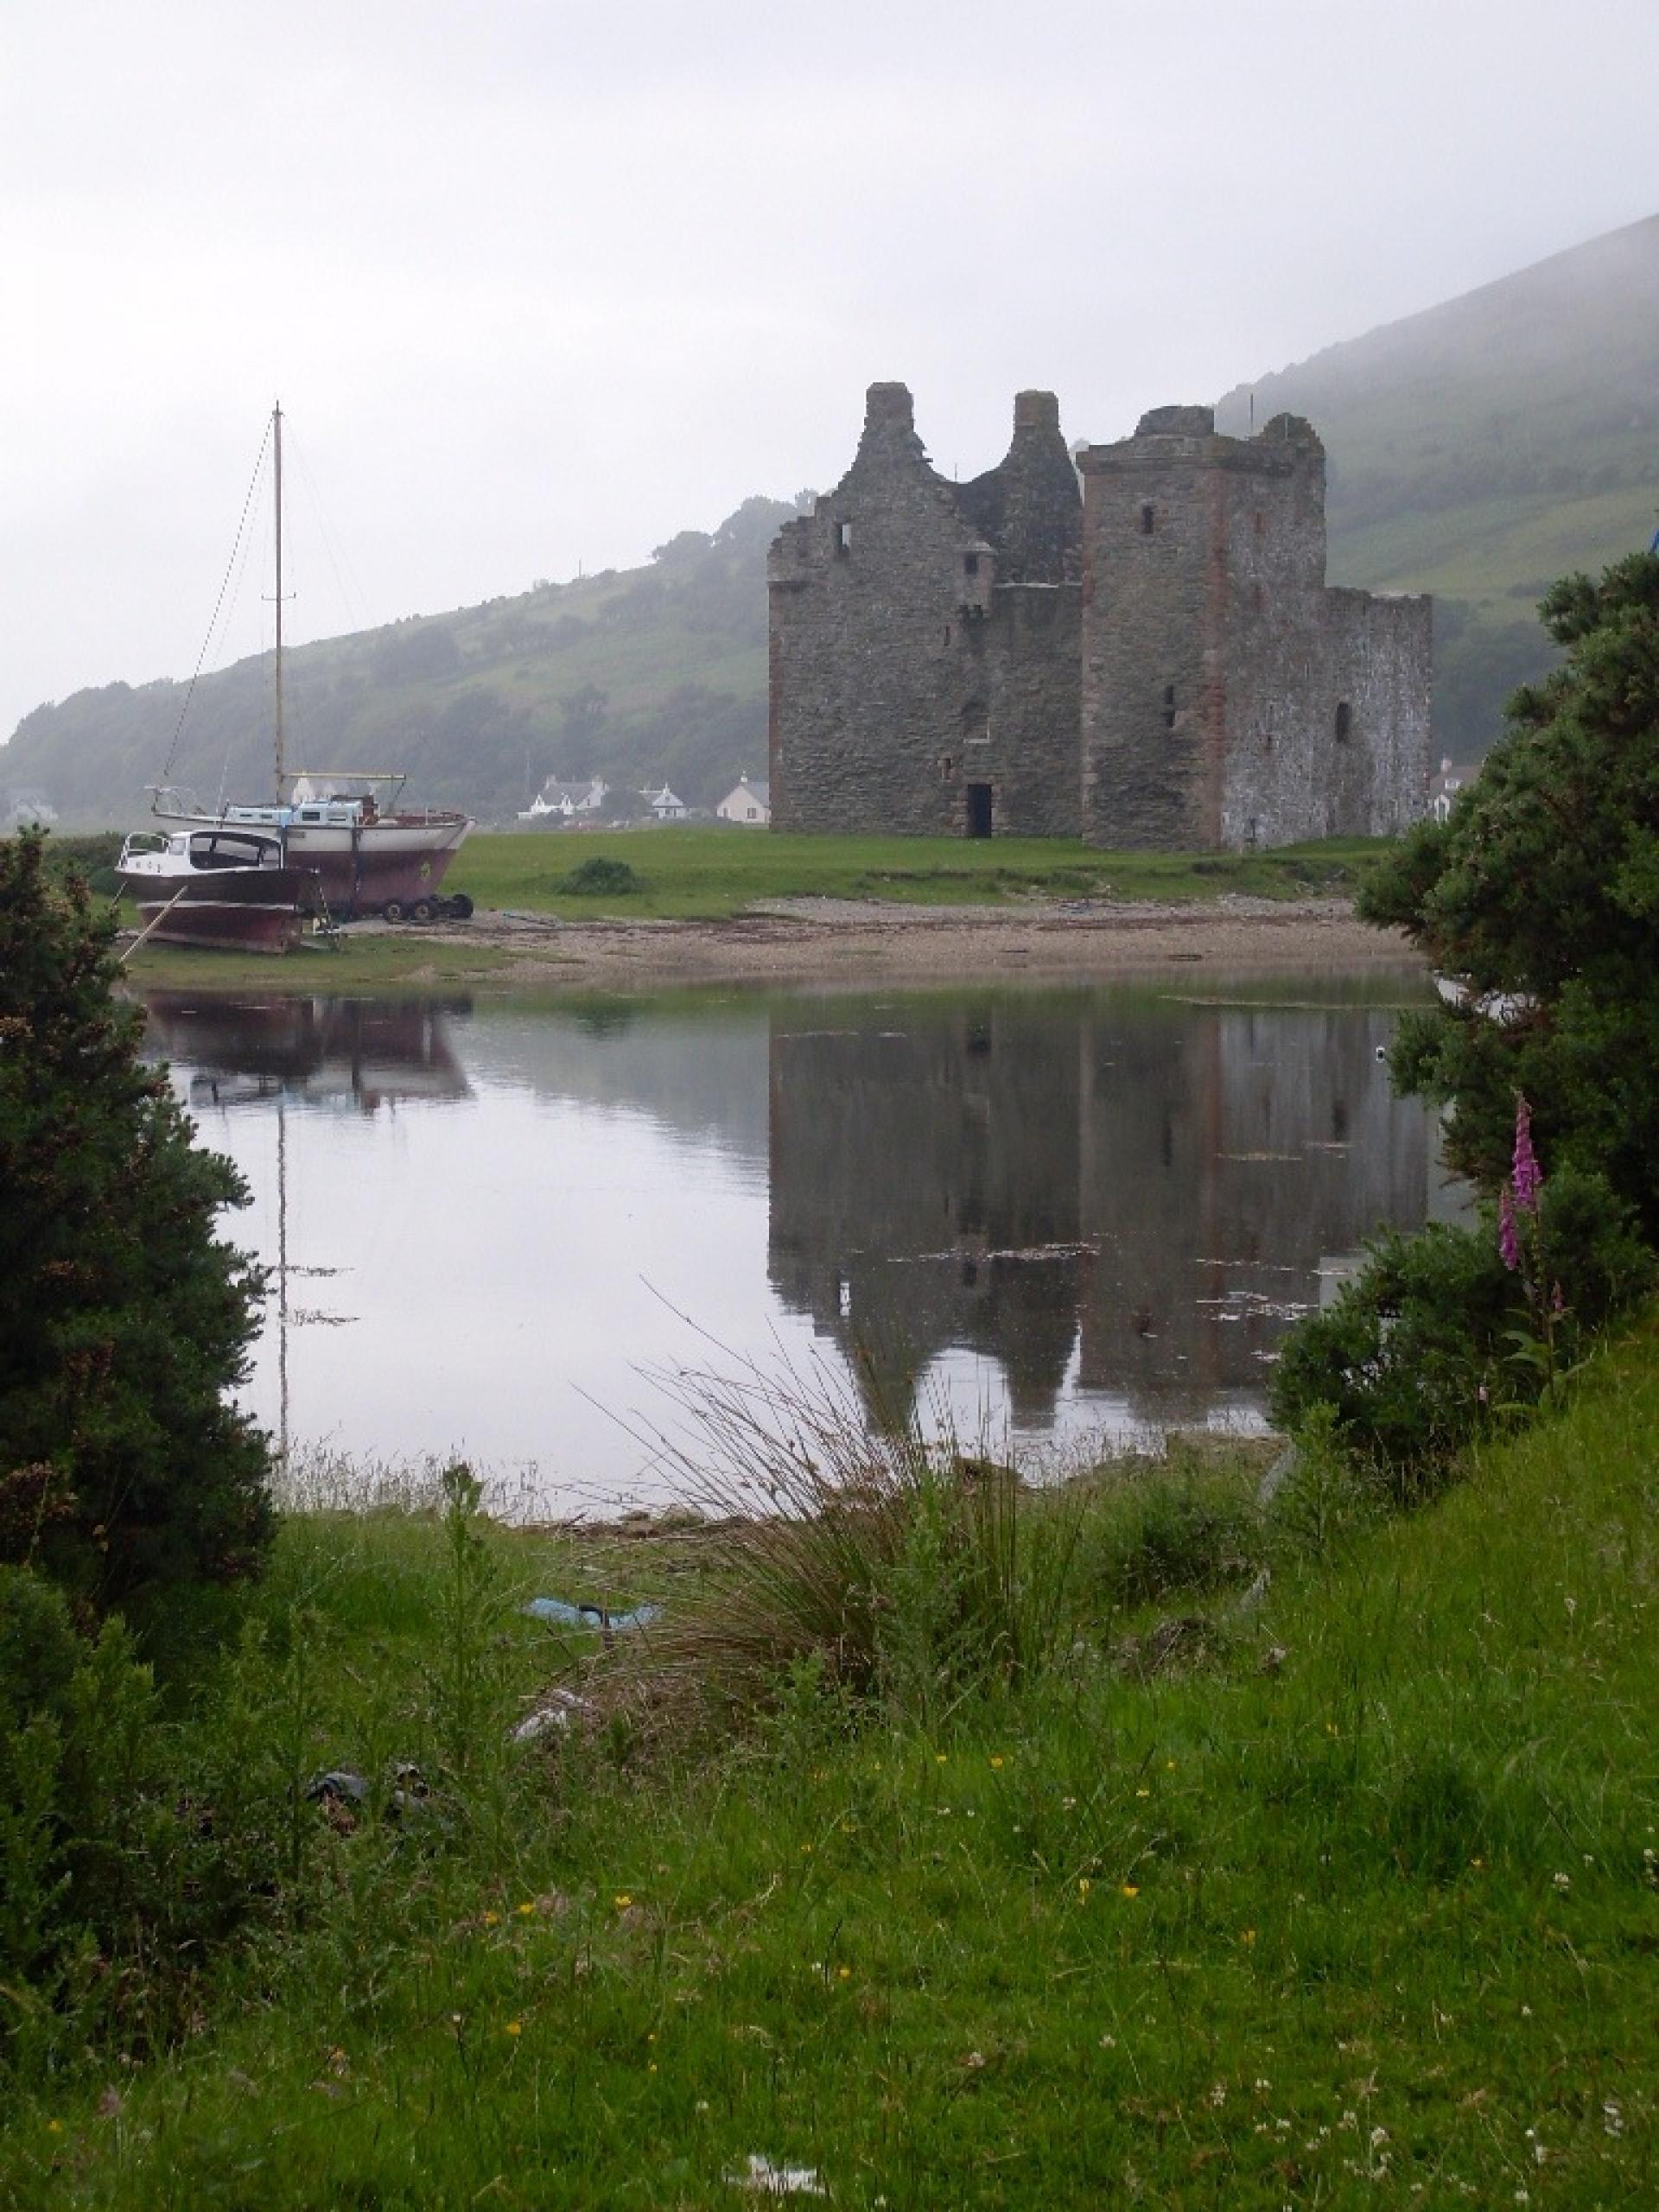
[6, 1315, 1658, 2205]
[447, 827, 1386, 922]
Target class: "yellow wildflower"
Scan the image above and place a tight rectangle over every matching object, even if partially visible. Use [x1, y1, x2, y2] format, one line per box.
[989, 1756, 1005, 1770]
[1077, 1877, 1092, 1900]
[614, 1893, 632, 1910]
[504, 2020, 523, 2037]
[481, 1910, 500, 1927]
[1121, 1883, 1140, 1899]
[516, 1902, 536, 1917]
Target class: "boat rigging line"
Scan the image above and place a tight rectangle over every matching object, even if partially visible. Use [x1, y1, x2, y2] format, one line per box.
[158, 415, 275, 785]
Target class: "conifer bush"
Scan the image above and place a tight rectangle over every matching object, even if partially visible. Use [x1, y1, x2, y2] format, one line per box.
[0, 830, 272, 1610]
[1276, 550, 1659, 1478]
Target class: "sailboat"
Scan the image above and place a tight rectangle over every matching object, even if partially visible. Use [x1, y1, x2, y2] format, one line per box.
[138, 404, 475, 924]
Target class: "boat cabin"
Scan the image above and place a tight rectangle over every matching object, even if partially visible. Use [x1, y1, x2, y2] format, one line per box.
[224, 798, 374, 830]
[120, 829, 289, 874]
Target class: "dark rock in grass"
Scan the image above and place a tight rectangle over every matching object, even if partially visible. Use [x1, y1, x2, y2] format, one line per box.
[1114, 1613, 1224, 1680]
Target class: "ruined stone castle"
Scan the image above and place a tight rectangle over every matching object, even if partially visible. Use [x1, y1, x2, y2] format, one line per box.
[766, 385, 1432, 847]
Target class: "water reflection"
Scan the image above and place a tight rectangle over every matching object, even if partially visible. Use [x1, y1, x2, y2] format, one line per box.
[143, 992, 472, 1113]
[141, 979, 1440, 1507]
[768, 997, 1427, 1432]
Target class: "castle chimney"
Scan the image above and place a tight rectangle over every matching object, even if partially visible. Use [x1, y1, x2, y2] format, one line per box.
[1014, 390, 1060, 434]
[863, 381, 915, 433]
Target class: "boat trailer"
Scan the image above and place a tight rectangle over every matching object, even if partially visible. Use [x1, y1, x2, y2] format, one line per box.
[377, 891, 474, 925]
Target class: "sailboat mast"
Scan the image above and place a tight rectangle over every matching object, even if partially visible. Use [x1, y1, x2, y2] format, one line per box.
[272, 401, 285, 802]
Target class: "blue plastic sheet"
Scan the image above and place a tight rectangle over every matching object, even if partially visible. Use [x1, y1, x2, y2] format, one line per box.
[522, 1597, 661, 1631]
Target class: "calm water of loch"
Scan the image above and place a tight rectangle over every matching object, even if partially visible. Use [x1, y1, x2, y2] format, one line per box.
[142, 976, 1455, 1515]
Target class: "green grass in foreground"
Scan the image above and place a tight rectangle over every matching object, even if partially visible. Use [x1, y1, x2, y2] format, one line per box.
[7, 1332, 1659, 2205]
[448, 828, 1389, 921]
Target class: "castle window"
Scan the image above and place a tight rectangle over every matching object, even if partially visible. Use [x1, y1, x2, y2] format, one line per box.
[963, 552, 979, 577]
[1254, 509, 1265, 537]
[1335, 700, 1352, 742]
[1162, 684, 1177, 731]
[1139, 503, 1155, 536]
[836, 520, 852, 556]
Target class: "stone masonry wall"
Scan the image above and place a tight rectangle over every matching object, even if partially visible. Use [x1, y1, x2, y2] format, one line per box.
[1077, 406, 1239, 847]
[769, 385, 1083, 838]
[772, 387, 1431, 849]
[1078, 407, 1430, 849]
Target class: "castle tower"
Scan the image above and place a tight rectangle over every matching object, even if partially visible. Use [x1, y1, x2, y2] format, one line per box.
[1077, 407, 1430, 849]
[768, 384, 1083, 837]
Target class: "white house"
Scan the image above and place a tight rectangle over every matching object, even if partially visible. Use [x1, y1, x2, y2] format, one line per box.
[518, 776, 608, 823]
[1429, 757, 1479, 824]
[715, 775, 771, 826]
[647, 785, 687, 822]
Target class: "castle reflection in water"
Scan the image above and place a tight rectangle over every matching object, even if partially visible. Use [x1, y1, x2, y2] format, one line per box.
[766, 994, 1437, 1433]
[143, 982, 1446, 1466]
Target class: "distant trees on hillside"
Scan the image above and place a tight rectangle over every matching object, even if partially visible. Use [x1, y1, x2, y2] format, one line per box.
[3, 494, 799, 827]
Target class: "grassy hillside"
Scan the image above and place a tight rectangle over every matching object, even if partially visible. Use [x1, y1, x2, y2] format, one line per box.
[1218, 213, 1659, 757]
[6, 1314, 1659, 2203]
[1, 499, 790, 832]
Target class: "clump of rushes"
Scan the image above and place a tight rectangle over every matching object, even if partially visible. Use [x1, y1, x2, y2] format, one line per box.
[594, 1344, 1088, 1735]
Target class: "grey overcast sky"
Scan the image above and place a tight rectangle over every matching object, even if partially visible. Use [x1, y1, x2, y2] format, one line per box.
[3, 0, 1656, 748]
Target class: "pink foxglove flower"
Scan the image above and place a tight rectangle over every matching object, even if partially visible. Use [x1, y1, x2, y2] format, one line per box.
[1512, 1096, 1542, 1214]
[1498, 1183, 1521, 1272]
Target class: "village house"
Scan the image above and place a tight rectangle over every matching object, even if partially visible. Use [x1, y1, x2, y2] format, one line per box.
[715, 775, 771, 825]
[1429, 756, 1480, 823]
[518, 775, 607, 823]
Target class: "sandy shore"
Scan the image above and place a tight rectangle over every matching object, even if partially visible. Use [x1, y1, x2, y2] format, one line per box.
[422, 893, 1421, 992]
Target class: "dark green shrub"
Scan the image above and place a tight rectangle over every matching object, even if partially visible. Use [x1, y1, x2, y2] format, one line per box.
[1270, 1168, 1654, 1488]
[1287, 552, 1659, 1489]
[0, 831, 272, 1609]
[0, 1567, 174, 2069]
[1359, 551, 1659, 1239]
[559, 855, 640, 897]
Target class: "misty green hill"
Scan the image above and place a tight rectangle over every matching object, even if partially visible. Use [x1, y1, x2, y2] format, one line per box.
[9, 215, 1659, 829]
[1217, 211, 1659, 758]
[2, 497, 795, 831]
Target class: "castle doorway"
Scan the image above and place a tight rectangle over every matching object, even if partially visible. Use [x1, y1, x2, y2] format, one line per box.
[966, 783, 994, 838]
